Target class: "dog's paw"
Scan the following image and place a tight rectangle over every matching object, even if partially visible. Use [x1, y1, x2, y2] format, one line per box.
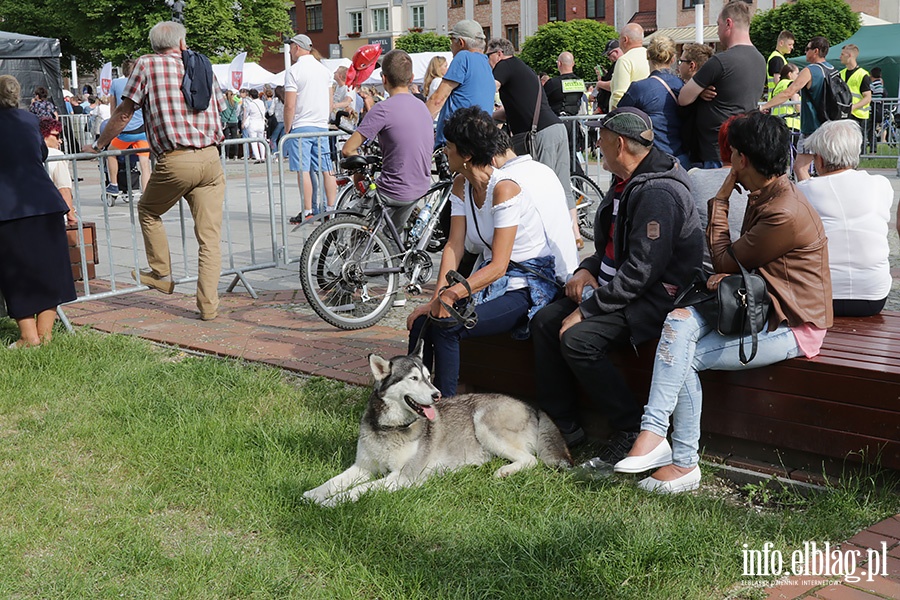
[303, 489, 328, 505]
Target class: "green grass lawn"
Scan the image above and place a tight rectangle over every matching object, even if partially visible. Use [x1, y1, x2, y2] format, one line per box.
[0, 325, 897, 599]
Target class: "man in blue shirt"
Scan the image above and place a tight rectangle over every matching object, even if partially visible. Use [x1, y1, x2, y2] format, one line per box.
[106, 59, 151, 196]
[425, 19, 495, 148]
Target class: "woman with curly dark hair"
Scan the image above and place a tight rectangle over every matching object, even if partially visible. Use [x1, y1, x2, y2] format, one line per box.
[407, 106, 565, 396]
[29, 86, 58, 120]
[0, 75, 76, 348]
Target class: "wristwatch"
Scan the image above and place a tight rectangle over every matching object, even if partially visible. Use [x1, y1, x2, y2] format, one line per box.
[91, 141, 100, 152]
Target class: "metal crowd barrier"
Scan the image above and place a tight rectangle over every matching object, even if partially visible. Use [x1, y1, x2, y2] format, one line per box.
[58, 113, 94, 155]
[51, 141, 283, 330]
[861, 97, 900, 160]
[274, 129, 346, 268]
[559, 114, 607, 185]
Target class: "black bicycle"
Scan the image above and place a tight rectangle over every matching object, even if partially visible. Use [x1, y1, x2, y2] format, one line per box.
[299, 155, 453, 329]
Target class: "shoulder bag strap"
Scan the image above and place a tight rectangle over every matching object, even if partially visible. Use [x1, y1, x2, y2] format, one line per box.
[651, 75, 678, 102]
[467, 179, 561, 288]
[529, 75, 542, 133]
[728, 246, 760, 365]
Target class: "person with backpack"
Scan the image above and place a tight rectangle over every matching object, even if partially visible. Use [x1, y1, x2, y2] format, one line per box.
[82, 20, 227, 322]
[763, 36, 846, 181]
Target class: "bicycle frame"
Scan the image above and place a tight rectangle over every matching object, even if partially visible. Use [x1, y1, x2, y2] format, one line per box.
[350, 180, 452, 281]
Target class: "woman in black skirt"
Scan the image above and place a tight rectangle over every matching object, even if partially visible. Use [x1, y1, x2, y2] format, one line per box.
[0, 75, 77, 348]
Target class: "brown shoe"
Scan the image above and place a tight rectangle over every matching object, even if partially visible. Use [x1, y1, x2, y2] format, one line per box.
[200, 311, 217, 321]
[132, 269, 175, 294]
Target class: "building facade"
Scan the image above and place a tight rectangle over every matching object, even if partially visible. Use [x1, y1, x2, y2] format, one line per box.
[258, 0, 900, 65]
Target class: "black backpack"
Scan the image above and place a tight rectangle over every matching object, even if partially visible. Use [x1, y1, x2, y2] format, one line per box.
[181, 49, 213, 111]
[811, 63, 852, 121]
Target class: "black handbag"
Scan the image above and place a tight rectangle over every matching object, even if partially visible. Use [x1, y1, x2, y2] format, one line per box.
[673, 249, 771, 365]
[510, 76, 542, 156]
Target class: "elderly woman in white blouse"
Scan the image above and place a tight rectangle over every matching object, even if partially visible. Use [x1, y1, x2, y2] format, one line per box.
[798, 119, 892, 317]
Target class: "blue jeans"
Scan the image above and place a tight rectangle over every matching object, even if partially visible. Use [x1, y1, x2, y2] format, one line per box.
[640, 306, 802, 468]
[408, 288, 531, 397]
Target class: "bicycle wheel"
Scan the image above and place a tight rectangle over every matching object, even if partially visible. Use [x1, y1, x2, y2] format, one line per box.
[300, 215, 400, 330]
[571, 174, 603, 241]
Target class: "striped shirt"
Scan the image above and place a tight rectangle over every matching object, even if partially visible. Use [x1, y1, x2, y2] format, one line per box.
[870, 77, 884, 99]
[122, 50, 225, 156]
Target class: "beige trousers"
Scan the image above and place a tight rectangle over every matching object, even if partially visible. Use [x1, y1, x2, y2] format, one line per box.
[138, 146, 225, 317]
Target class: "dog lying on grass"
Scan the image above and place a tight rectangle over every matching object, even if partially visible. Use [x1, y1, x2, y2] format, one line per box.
[303, 344, 572, 507]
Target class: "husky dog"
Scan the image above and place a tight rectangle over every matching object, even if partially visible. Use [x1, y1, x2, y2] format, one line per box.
[303, 345, 572, 507]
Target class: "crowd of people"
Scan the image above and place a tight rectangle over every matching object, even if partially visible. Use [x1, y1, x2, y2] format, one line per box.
[2, 2, 897, 496]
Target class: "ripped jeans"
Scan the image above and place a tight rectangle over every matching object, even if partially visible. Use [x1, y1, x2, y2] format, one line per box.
[641, 305, 801, 468]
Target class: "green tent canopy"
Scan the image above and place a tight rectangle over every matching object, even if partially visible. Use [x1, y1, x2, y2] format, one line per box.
[789, 23, 900, 99]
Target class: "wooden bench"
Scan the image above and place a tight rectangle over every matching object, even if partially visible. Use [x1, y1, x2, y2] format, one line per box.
[459, 312, 900, 473]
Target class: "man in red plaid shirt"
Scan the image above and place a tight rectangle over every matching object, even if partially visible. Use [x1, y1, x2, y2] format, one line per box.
[84, 20, 226, 321]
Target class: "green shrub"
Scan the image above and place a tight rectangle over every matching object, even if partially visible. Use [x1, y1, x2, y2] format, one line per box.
[519, 20, 617, 81]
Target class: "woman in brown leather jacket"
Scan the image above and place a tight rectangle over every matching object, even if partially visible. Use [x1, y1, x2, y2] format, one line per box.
[612, 111, 833, 494]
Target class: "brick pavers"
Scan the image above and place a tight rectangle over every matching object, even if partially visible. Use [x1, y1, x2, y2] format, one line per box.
[62, 287, 409, 388]
[761, 516, 900, 599]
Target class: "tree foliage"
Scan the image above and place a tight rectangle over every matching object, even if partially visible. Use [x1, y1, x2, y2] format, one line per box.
[518, 20, 617, 81]
[394, 32, 451, 53]
[0, 0, 292, 70]
[750, 0, 860, 59]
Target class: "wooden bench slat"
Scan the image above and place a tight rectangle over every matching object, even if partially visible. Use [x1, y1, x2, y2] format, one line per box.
[702, 407, 900, 470]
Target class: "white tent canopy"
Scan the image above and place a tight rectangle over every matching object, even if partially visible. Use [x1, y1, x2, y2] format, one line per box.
[269, 51, 454, 89]
[212, 62, 281, 90]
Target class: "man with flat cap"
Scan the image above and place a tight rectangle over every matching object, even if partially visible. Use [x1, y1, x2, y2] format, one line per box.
[426, 19, 495, 147]
[531, 106, 703, 468]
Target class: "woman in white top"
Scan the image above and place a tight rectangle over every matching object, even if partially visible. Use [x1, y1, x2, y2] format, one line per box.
[241, 88, 267, 162]
[798, 119, 892, 316]
[407, 107, 559, 396]
[424, 56, 448, 100]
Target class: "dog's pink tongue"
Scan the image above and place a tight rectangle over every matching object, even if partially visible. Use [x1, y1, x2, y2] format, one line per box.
[422, 405, 436, 421]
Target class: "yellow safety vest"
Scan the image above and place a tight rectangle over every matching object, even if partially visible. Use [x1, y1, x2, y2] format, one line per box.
[766, 50, 786, 98]
[840, 67, 870, 120]
[771, 79, 800, 131]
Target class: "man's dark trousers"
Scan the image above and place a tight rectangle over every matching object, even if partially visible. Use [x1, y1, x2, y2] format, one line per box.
[532, 297, 642, 434]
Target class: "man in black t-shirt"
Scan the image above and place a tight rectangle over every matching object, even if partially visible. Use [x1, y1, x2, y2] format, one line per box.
[544, 51, 586, 175]
[677, 1, 764, 168]
[487, 39, 570, 192]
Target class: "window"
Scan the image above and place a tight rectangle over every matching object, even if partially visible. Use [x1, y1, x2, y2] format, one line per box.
[682, 0, 697, 7]
[548, 0, 564, 22]
[477, 0, 489, 4]
[586, 0, 605, 18]
[350, 11, 363, 33]
[372, 7, 389, 31]
[505, 25, 519, 50]
[411, 5, 425, 29]
[306, 4, 323, 31]
[289, 7, 298, 31]
[451, 0, 463, 7]
[482, 26, 490, 40]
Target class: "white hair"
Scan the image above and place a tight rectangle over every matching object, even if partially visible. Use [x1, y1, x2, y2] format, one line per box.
[803, 120, 862, 171]
[149, 21, 186, 53]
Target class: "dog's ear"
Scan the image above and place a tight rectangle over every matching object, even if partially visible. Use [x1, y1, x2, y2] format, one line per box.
[368, 354, 391, 381]
[412, 338, 425, 360]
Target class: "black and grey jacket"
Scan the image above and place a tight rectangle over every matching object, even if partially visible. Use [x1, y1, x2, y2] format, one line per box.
[577, 147, 703, 345]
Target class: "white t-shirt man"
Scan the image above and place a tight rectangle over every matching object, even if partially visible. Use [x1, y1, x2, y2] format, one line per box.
[284, 54, 333, 129]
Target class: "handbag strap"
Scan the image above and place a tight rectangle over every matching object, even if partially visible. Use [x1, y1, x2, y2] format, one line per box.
[728, 247, 761, 365]
[651, 75, 678, 102]
[466, 180, 561, 289]
[528, 75, 541, 133]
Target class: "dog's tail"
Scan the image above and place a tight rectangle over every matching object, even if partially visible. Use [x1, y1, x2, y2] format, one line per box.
[536, 410, 573, 468]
